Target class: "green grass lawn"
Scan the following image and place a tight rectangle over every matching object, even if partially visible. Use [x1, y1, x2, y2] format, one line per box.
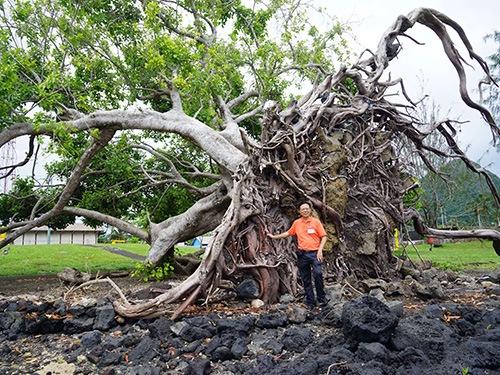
[0, 243, 203, 277]
[0, 244, 138, 277]
[1, 241, 498, 277]
[398, 240, 500, 271]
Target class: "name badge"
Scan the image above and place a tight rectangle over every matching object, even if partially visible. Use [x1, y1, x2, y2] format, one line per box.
[307, 228, 315, 234]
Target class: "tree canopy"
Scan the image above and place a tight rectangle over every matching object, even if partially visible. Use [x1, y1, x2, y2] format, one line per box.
[0, 0, 350, 235]
[1, 1, 500, 319]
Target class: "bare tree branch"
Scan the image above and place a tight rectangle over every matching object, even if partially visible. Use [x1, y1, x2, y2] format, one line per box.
[62, 206, 149, 242]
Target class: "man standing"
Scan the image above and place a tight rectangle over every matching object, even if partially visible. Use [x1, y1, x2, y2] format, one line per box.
[268, 201, 329, 309]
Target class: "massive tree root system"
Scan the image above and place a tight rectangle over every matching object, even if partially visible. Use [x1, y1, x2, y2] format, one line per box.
[111, 8, 500, 319]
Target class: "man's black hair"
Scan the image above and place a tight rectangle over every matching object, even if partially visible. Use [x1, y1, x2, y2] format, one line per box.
[298, 201, 311, 209]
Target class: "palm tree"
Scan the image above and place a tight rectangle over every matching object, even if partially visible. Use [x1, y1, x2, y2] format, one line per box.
[466, 194, 494, 228]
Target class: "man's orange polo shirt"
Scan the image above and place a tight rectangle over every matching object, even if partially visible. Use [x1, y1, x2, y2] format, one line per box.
[288, 216, 327, 250]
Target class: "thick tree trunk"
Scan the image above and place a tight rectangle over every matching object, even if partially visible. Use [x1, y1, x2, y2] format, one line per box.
[146, 185, 231, 265]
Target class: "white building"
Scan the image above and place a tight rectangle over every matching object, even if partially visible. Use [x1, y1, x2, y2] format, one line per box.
[10, 223, 103, 246]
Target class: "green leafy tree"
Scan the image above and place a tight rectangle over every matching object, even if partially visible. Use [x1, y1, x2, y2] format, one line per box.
[0, 176, 75, 229]
[1, 3, 500, 319]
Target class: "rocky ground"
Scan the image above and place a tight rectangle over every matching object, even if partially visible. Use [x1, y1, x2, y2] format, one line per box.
[1, 265, 500, 375]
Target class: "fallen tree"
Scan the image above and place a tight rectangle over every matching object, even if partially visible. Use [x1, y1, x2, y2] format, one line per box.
[0, 2, 499, 319]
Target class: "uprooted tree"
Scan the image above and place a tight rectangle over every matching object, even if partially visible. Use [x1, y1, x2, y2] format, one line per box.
[1, 1, 500, 319]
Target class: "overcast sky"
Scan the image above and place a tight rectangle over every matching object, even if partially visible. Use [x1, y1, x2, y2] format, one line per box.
[320, 0, 500, 175]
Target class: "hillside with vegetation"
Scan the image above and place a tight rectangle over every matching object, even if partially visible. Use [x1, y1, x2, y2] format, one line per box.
[419, 159, 500, 228]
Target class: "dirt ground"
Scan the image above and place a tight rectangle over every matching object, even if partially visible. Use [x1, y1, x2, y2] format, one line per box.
[2, 243, 493, 309]
[0, 268, 496, 308]
[0, 273, 154, 301]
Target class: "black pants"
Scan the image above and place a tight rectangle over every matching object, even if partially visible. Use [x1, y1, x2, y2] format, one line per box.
[296, 249, 325, 305]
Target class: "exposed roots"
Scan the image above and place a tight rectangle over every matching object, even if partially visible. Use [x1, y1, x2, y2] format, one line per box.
[112, 8, 500, 320]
